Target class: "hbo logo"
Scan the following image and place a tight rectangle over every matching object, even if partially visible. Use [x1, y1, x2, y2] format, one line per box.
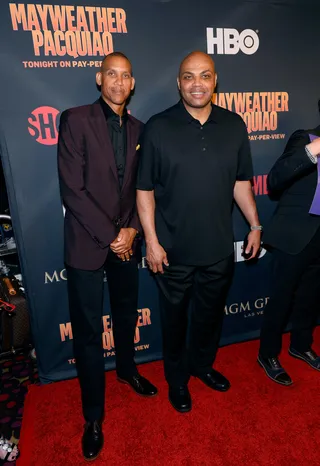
[207, 28, 259, 55]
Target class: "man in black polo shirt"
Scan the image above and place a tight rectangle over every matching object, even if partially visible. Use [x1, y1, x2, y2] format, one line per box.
[137, 51, 261, 413]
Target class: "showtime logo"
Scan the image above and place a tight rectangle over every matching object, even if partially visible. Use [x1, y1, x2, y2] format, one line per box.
[207, 28, 259, 55]
[28, 106, 60, 145]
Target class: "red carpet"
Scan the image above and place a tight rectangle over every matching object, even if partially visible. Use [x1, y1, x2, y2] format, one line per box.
[17, 331, 320, 466]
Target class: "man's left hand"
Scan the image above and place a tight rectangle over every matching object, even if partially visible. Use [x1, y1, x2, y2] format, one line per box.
[244, 230, 261, 260]
[110, 228, 137, 255]
[117, 250, 133, 262]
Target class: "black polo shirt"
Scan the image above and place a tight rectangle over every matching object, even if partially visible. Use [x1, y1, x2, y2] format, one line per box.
[137, 100, 253, 266]
[99, 97, 127, 189]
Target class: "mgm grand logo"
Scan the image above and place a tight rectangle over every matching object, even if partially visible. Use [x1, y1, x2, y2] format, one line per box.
[225, 297, 269, 318]
[45, 268, 67, 283]
[45, 269, 107, 283]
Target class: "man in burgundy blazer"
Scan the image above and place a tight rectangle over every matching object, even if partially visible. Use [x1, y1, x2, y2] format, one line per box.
[58, 52, 157, 462]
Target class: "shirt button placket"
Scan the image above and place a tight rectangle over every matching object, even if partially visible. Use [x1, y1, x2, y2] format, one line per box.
[200, 127, 206, 151]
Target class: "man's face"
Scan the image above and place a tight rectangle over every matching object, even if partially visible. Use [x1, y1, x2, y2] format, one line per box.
[177, 54, 216, 109]
[96, 56, 135, 107]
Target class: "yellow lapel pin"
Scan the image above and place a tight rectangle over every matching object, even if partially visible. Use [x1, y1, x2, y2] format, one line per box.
[136, 144, 140, 150]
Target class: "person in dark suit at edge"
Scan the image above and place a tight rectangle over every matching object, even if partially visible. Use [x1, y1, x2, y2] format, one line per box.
[58, 52, 157, 461]
[258, 101, 320, 385]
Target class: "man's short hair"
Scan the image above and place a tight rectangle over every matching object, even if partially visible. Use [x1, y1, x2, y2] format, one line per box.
[106, 52, 130, 61]
[101, 52, 132, 74]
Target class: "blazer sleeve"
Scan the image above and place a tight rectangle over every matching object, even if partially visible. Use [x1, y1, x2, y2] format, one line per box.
[267, 130, 316, 194]
[58, 110, 115, 248]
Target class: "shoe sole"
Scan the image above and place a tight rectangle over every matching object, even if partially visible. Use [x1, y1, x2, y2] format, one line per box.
[168, 397, 192, 413]
[84, 454, 100, 462]
[207, 384, 230, 392]
[117, 377, 158, 397]
[257, 357, 293, 386]
[84, 448, 103, 462]
[288, 349, 320, 371]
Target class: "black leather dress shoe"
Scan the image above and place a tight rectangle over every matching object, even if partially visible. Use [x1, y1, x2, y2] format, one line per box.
[193, 369, 230, 392]
[289, 347, 320, 370]
[169, 386, 192, 413]
[258, 354, 293, 385]
[117, 374, 158, 397]
[82, 420, 103, 461]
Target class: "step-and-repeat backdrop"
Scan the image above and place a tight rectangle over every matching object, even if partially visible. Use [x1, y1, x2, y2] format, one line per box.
[0, 0, 319, 382]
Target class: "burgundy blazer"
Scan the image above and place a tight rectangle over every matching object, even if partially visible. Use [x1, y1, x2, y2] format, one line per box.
[57, 100, 143, 270]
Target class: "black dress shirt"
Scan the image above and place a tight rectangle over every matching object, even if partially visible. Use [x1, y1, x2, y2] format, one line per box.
[99, 97, 127, 189]
[137, 100, 253, 265]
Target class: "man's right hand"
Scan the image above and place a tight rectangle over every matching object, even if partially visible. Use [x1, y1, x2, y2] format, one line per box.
[307, 137, 320, 157]
[146, 240, 169, 274]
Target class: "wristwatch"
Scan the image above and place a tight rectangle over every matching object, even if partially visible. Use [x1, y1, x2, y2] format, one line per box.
[305, 145, 317, 164]
[250, 225, 263, 231]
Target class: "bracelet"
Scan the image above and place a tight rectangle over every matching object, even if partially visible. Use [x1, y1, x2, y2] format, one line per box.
[250, 225, 263, 231]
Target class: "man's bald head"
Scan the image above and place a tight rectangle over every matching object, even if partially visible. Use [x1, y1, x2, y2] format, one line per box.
[178, 51, 215, 78]
[177, 51, 217, 111]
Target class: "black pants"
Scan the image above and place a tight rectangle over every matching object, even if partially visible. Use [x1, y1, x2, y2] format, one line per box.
[66, 250, 139, 422]
[259, 229, 320, 358]
[155, 254, 234, 387]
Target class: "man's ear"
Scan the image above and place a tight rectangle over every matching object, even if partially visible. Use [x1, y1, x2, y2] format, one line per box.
[96, 72, 102, 87]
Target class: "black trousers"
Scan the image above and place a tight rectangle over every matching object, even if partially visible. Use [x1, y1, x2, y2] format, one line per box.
[259, 228, 320, 358]
[155, 254, 234, 387]
[66, 250, 139, 422]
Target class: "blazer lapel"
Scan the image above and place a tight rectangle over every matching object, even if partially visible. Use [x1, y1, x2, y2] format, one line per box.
[90, 102, 119, 185]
